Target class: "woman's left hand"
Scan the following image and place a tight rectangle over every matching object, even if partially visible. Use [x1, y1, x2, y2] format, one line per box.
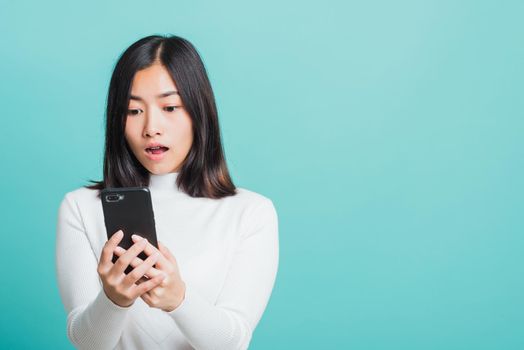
[114, 235, 186, 312]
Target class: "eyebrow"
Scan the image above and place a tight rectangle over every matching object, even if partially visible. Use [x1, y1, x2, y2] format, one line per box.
[130, 90, 179, 101]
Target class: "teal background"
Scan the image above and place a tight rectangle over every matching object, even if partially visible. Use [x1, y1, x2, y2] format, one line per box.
[1, 0, 523, 349]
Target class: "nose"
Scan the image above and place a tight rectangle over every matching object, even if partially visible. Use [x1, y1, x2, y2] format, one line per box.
[143, 107, 163, 137]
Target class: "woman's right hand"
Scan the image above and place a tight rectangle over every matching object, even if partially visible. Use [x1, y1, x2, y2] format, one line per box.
[97, 230, 166, 307]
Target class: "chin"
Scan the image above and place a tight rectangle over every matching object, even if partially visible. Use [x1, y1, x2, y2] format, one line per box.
[148, 168, 166, 175]
[147, 165, 177, 175]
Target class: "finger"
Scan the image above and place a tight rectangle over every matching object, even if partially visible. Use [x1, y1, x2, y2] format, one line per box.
[124, 252, 162, 286]
[140, 292, 153, 306]
[158, 241, 178, 265]
[136, 276, 149, 284]
[111, 238, 148, 276]
[100, 230, 123, 265]
[114, 246, 163, 278]
[131, 274, 165, 298]
[132, 235, 169, 268]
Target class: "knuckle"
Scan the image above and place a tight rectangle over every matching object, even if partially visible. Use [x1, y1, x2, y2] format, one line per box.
[145, 257, 157, 267]
[137, 285, 147, 296]
[129, 290, 140, 300]
[120, 288, 130, 299]
[117, 287, 129, 298]
[139, 284, 149, 294]
[129, 269, 143, 281]
[114, 258, 127, 269]
[107, 281, 117, 291]
[107, 276, 118, 287]
[102, 246, 110, 256]
[145, 281, 157, 292]
[126, 249, 139, 260]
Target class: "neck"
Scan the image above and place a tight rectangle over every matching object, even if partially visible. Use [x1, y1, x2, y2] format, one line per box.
[148, 172, 181, 193]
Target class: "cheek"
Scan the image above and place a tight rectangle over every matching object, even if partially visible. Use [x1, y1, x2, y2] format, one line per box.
[171, 116, 193, 148]
[180, 116, 193, 147]
[179, 131, 193, 153]
[124, 119, 140, 146]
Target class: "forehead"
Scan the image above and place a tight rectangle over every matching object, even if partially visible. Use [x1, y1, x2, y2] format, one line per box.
[130, 63, 178, 96]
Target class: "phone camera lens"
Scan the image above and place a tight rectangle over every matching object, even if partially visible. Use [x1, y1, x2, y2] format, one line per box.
[106, 194, 121, 202]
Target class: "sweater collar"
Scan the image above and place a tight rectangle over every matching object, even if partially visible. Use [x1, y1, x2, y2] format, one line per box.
[148, 171, 181, 193]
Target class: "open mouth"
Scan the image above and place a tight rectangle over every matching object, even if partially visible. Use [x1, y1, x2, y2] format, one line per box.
[146, 146, 169, 154]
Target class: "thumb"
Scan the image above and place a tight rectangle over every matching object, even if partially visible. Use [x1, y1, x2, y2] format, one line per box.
[158, 242, 178, 265]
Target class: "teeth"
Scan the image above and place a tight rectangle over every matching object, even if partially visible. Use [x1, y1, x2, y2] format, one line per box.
[149, 146, 161, 150]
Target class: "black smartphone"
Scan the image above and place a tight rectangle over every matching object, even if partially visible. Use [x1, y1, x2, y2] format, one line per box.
[101, 187, 158, 274]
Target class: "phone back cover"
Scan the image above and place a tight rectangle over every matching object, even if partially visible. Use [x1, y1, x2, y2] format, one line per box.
[101, 187, 158, 272]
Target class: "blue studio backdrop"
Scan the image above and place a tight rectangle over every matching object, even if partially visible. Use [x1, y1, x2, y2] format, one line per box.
[0, 0, 523, 349]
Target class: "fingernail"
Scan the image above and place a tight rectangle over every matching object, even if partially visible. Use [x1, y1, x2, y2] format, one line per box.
[132, 234, 142, 240]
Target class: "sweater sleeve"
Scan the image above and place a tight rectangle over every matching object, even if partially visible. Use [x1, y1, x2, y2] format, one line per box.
[55, 192, 131, 349]
[167, 198, 280, 350]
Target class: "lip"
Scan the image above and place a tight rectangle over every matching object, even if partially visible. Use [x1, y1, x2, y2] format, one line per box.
[145, 142, 168, 149]
[144, 143, 169, 161]
[144, 148, 168, 161]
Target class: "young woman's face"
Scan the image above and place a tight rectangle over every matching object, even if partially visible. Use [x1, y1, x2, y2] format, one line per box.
[125, 62, 193, 175]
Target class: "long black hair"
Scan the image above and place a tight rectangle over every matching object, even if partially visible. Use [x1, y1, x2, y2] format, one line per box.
[86, 34, 236, 199]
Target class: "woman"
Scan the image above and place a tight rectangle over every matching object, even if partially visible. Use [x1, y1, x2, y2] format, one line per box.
[55, 34, 279, 350]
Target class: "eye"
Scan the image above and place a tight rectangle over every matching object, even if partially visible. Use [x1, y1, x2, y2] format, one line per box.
[164, 106, 179, 113]
[127, 108, 142, 116]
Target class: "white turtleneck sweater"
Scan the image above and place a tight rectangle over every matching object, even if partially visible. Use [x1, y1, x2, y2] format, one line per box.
[55, 172, 279, 350]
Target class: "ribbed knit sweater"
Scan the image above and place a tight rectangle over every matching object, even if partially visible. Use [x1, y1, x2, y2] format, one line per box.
[55, 172, 279, 349]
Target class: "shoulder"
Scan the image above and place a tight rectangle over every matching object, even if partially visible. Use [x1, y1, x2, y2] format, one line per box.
[227, 187, 276, 213]
[61, 186, 100, 205]
[226, 187, 278, 231]
[58, 186, 101, 217]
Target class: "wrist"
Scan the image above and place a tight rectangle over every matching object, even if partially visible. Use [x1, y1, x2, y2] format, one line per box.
[163, 281, 186, 312]
[102, 287, 134, 309]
